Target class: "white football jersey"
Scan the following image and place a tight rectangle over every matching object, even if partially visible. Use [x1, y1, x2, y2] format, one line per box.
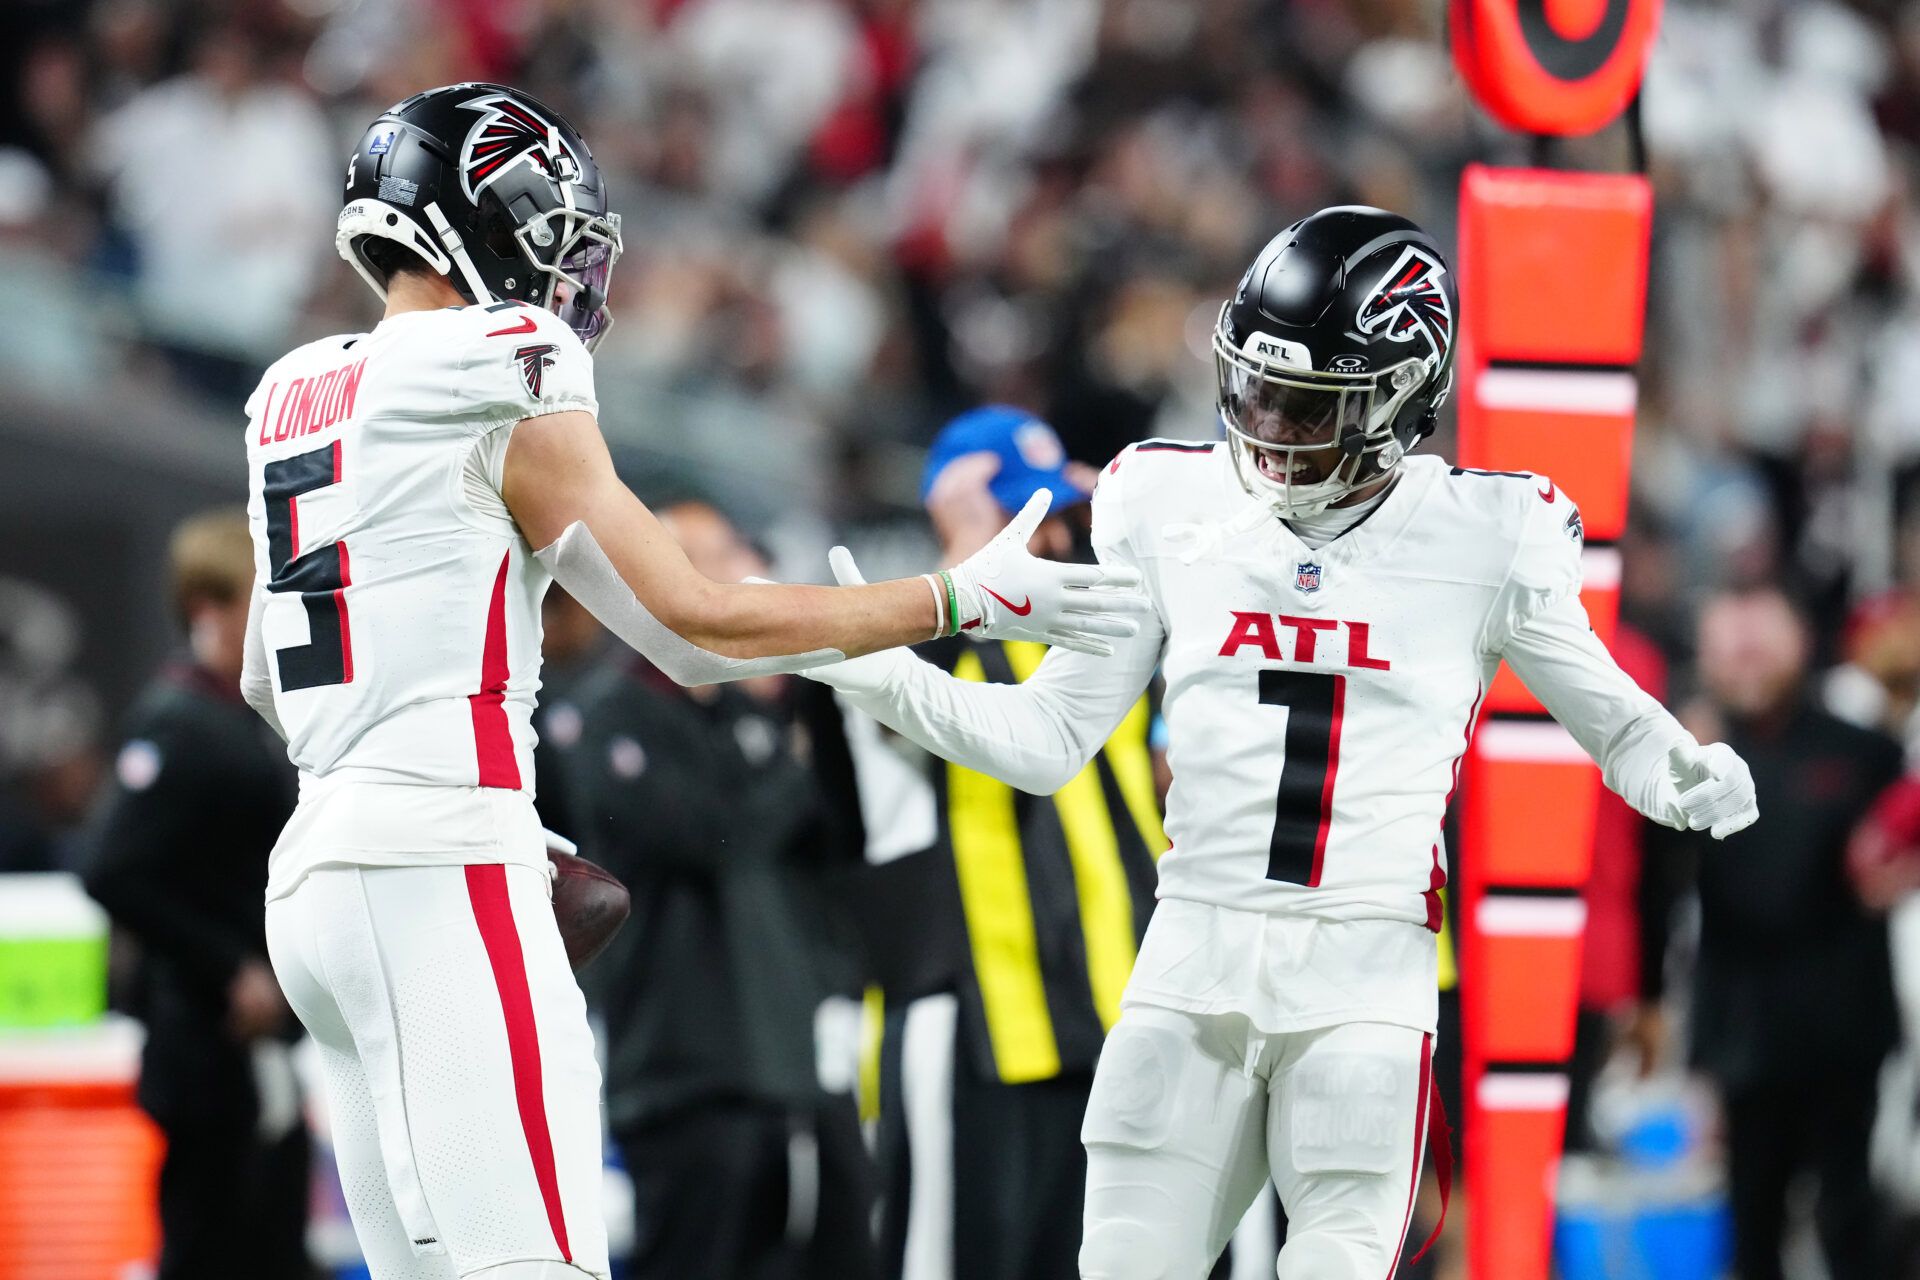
[1094, 443, 1582, 929]
[243, 302, 596, 793]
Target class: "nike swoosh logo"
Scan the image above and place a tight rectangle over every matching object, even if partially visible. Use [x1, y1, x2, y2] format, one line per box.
[982, 586, 1033, 616]
[1537, 479, 1556, 503]
[486, 314, 539, 337]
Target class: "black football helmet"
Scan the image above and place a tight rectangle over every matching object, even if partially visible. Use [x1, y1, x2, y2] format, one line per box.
[336, 83, 622, 348]
[1214, 206, 1457, 517]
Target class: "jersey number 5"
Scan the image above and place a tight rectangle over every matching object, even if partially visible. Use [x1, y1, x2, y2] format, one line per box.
[1260, 670, 1345, 885]
[264, 441, 354, 690]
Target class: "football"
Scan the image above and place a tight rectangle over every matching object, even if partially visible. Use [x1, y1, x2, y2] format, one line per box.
[549, 850, 630, 972]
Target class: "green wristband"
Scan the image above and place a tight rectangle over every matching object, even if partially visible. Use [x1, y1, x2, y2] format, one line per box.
[939, 570, 961, 637]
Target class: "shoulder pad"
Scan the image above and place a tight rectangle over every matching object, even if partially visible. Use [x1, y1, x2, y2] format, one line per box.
[445, 302, 597, 424]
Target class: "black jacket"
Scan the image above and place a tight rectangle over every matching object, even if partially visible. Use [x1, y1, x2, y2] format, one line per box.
[557, 659, 845, 1133]
[81, 662, 296, 1126]
[1687, 700, 1903, 1090]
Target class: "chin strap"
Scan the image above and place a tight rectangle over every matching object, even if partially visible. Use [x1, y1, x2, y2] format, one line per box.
[425, 201, 496, 305]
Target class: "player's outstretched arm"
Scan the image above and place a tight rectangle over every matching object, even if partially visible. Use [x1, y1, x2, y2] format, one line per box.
[801, 547, 1166, 795]
[1502, 595, 1758, 839]
[501, 411, 1151, 684]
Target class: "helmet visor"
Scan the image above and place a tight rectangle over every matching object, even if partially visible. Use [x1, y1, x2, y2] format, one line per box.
[1211, 311, 1429, 514]
[520, 208, 623, 349]
[1218, 359, 1370, 448]
[555, 237, 616, 345]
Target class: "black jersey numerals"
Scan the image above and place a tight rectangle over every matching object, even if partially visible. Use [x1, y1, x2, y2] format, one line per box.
[262, 441, 355, 691]
[1259, 670, 1346, 885]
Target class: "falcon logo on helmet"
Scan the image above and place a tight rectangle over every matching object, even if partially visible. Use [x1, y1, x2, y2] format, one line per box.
[1355, 246, 1452, 364]
[516, 343, 558, 398]
[459, 93, 581, 204]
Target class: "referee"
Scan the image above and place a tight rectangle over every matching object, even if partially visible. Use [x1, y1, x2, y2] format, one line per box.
[854, 409, 1168, 1280]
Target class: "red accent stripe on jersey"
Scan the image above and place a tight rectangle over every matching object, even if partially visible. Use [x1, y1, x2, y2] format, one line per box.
[1423, 857, 1445, 933]
[470, 551, 522, 788]
[1388, 1033, 1436, 1276]
[335, 542, 354, 684]
[464, 864, 572, 1263]
[1425, 683, 1488, 931]
[289, 440, 343, 563]
[1307, 674, 1346, 887]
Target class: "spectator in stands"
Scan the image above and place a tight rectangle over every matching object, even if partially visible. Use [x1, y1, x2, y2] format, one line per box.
[0, 578, 98, 872]
[561, 499, 878, 1280]
[80, 510, 311, 1280]
[89, 20, 334, 402]
[1680, 584, 1902, 1280]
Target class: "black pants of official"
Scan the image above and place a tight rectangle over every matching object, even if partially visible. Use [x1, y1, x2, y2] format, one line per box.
[950, 1066, 1092, 1280]
[1722, 1066, 1884, 1280]
[152, 1115, 313, 1280]
[619, 1095, 879, 1280]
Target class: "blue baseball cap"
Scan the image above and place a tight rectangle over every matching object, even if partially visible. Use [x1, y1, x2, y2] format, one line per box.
[921, 405, 1089, 516]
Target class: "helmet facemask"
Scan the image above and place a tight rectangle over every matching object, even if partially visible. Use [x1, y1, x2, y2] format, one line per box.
[515, 205, 623, 349]
[1213, 307, 1430, 518]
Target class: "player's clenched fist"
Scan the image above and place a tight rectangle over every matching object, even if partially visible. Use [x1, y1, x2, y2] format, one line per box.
[1666, 742, 1759, 839]
[832, 490, 1155, 657]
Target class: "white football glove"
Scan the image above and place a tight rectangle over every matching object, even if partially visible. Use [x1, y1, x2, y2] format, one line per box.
[1667, 742, 1759, 840]
[831, 490, 1154, 657]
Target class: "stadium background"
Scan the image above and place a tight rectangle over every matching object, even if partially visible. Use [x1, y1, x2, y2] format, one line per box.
[3, 0, 1920, 1276]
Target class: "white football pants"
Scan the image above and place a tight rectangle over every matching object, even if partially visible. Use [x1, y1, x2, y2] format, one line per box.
[266, 862, 609, 1279]
[1079, 1005, 1433, 1280]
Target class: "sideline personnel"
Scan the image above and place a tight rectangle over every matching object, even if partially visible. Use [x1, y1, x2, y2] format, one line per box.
[83, 510, 311, 1280]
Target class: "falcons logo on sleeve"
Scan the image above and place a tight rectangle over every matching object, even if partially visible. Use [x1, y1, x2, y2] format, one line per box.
[516, 344, 558, 398]
[1355, 246, 1452, 363]
[459, 94, 581, 203]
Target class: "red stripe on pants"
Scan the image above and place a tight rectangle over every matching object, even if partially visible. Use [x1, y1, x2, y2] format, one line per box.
[470, 551, 521, 788]
[1388, 1032, 1435, 1277]
[466, 863, 572, 1262]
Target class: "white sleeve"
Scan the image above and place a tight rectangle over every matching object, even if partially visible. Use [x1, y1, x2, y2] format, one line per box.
[1500, 593, 1693, 829]
[809, 626, 1163, 795]
[241, 586, 286, 742]
[1481, 482, 1584, 653]
[808, 447, 1165, 794]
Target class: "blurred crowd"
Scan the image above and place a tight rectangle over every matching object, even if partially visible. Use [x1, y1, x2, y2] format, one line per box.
[15, 0, 1920, 1275]
[4, 0, 1920, 614]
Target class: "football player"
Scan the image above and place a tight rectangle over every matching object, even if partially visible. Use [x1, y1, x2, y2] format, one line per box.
[241, 84, 1148, 1280]
[808, 206, 1761, 1280]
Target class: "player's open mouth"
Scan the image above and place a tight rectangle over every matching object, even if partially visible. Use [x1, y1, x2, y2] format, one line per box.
[1256, 450, 1324, 485]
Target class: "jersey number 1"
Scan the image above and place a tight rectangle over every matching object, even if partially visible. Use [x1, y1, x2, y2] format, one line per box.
[264, 441, 354, 690]
[1260, 670, 1345, 885]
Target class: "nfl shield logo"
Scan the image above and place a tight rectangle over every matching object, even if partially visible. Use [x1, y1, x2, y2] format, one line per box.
[1295, 562, 1323, 594]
